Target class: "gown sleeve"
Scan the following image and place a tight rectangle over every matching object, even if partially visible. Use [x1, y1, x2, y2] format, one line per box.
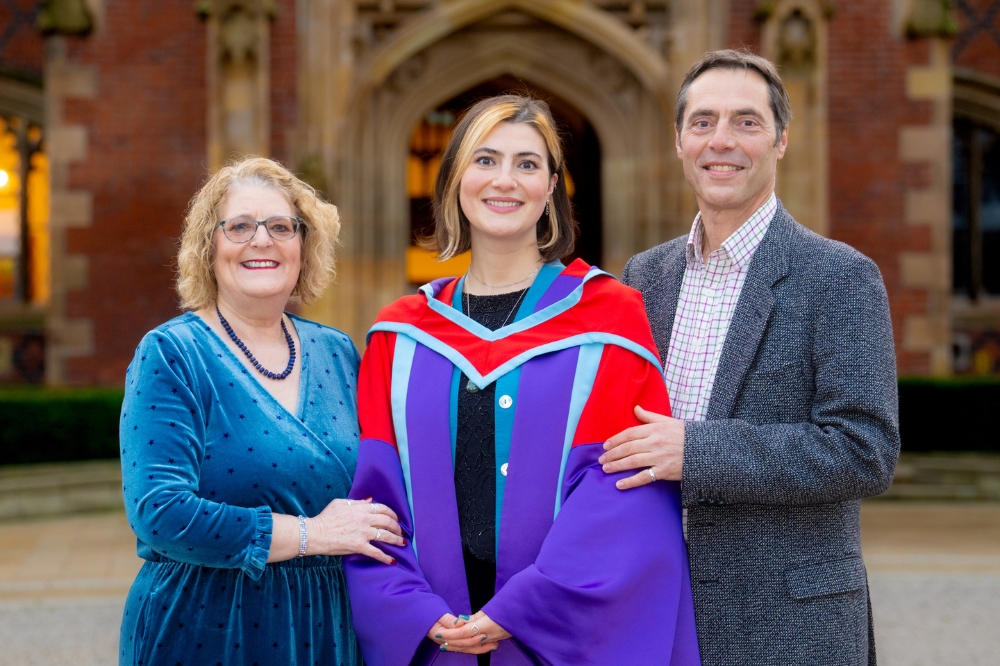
[120, 330, 273, 580]
[483, 345, 701, 665]
[344, 331, 453, 666]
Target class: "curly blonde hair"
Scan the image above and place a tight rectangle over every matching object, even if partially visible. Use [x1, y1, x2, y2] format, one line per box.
[176, 156, 340, 310]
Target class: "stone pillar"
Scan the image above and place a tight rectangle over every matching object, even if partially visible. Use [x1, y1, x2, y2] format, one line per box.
[44, 37, 96, 384]
[899, 38, 952, 375]
[200, 0, 275, 169]
[762, 0, 830, 237]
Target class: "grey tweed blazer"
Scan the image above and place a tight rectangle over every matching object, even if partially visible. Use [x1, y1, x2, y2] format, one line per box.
[622, 202, 900, 666]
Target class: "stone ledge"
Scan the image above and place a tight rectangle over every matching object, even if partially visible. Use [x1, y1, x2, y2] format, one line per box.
[0, 461, 122, 521]
[874, 453, 1000, 501]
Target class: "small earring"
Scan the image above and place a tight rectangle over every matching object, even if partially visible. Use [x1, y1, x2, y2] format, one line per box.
[545, 201, 550, 217]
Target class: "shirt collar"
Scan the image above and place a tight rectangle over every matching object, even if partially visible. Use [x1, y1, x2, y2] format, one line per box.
[686, 193, 778, 268]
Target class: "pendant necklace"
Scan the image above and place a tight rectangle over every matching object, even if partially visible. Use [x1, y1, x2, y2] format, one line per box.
[463, 285, 528, 393]
[217, 305, 296, 380]
[468, 263, 541, 288]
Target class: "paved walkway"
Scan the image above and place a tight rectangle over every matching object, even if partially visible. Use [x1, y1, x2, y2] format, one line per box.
[0, 503, 998, 665]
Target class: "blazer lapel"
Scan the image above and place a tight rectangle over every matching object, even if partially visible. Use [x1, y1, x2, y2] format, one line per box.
[705, 206, 793, 420]
[652, 241, 688, 365]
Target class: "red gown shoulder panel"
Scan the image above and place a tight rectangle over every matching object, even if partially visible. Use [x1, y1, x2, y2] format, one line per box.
[358, 330, 398, 451]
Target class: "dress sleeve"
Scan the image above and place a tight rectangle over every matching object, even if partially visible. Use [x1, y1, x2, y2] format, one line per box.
[120, 330, 273, 580]
[344, 331, 452, 666]
[483, 347, 701, 666]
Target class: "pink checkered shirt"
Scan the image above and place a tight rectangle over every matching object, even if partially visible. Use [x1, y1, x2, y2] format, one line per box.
[664, 193, 777, 422]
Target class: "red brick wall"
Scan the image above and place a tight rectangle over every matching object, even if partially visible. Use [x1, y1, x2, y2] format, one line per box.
[726, 1, 940, 375]
[0, 0, 43, 80]
[727, 0, 762, 51]
[270, 0, 297, 165]
[826, 4, 935, 375]
[60, 3, 208, 384]
[59, 2, 299, 385]
[59, 3, 301, 385]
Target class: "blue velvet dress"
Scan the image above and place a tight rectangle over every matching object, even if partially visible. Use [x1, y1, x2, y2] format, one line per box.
[118, 312, 364, 666]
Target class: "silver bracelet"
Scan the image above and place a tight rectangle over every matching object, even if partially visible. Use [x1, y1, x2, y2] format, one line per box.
[297, 515, 308, 558]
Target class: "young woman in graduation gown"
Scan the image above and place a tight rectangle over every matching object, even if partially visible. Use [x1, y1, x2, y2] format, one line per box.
[344, 96, 701, 666]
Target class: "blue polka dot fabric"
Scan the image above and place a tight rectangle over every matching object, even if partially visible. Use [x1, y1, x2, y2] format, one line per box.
[118, 312, 363, 666]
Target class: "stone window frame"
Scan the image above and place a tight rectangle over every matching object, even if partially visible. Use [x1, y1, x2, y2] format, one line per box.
[953, 69, 1000, 301]
[951, 67, 1000, 373]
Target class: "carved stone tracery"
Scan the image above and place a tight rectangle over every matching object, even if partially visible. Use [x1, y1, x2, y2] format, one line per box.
[199, 0, 276, 168]
[350, 1, 674, 57]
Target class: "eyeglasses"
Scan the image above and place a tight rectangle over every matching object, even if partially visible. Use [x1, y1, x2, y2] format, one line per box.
[218, 216, 303, 243]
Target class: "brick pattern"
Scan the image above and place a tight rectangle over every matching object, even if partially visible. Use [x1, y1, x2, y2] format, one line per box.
[953, 0, 1000, 79]
[270, 0, 297, 165]
[58, 5, 208, 385]
[0, 0, 43, 81]
[53, 2, 301, 385]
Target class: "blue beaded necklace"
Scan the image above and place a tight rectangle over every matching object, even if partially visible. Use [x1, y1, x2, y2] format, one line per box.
[216, 306, 296, 380]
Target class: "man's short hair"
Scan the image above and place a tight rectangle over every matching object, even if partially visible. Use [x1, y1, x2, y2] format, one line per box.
[675, 49, 792, 147]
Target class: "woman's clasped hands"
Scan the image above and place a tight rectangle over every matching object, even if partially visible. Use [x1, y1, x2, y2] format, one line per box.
[428, 612, 512, 654]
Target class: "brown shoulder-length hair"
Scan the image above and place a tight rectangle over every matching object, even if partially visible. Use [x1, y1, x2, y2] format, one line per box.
[176, 156, 340, 311]
[427, 95, 576, 262]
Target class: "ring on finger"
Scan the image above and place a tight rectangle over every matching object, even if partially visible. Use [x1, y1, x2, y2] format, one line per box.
[443, 641, 448, 649]
[370, 502, 379, 514]
[471, 621, 480, 635]
[647, 468, 656, 482]
[374, 528, 381, 541]
[347, 499, 352, 506]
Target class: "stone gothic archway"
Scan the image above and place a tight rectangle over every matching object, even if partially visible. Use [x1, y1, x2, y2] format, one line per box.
[298, 1, 729, 343]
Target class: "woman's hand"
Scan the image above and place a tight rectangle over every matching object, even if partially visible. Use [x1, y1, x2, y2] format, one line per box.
[430, 611, 509, 654]
[307, 498, 405, 564]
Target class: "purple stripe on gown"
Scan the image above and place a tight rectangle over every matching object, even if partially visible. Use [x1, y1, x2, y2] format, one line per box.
[406, 343, 472, 615]
[492, 348, 579, 666]
[535, 274, 581, 310]
[497, 348, 578, 589]
[345, 439, 452, 666]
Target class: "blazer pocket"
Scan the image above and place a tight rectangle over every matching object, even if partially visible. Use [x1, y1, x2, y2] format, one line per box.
[784, 556, 867, 600]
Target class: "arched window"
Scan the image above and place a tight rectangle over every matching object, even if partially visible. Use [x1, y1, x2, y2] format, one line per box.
[0, 75, 47, 384]
[0, 115, 47, 304]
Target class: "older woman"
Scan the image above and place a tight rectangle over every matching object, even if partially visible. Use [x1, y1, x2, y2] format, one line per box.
[118, 156, 402, 666]
[345, 96, 700, 665]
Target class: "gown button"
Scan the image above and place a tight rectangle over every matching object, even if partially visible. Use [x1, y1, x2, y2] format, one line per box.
[501, 463, 508, 476]
[498, 395, 513, 409]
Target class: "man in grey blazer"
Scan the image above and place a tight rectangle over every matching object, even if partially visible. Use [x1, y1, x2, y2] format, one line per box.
[599, 50, 899, 665]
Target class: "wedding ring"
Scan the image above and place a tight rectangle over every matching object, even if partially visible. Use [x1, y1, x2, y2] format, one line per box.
[471, 622, 481, 635]
[443, 642, 449, 649]
[375, 528, 381, 541]
[647, 468, 656, 482]
[370, 502, 379, 514]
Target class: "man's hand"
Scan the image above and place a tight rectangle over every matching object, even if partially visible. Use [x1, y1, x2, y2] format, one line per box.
[599, 406, 685, 489]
